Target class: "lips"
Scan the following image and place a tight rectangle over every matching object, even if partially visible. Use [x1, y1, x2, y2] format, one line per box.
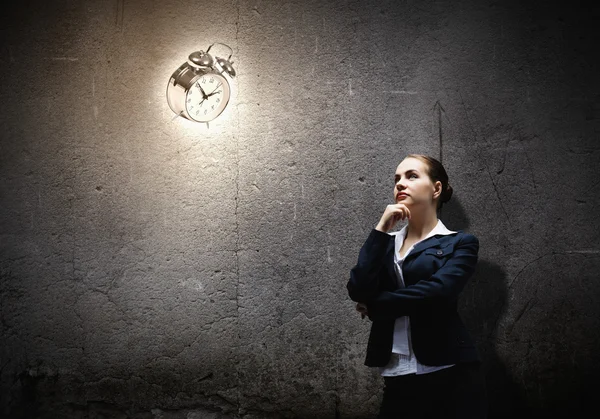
[397, 193, 409, 199]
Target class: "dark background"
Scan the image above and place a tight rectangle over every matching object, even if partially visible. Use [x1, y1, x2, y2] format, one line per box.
[1, 0, 598, 417]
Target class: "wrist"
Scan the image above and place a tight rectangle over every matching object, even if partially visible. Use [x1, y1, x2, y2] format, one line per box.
[375, 223, 388, 233]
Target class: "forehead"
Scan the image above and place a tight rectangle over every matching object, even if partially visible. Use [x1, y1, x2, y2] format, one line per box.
[395, 158, 426, 174]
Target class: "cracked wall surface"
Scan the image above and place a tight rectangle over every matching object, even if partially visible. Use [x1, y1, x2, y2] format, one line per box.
[1, 0, 599, 417]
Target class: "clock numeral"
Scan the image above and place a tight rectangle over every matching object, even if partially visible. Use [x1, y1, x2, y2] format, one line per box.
[190, 106, 194, 110]
[202, 78, 206, 84]
[196, 110, 199, 115]
[204, 109, 208, 115]
[187, 98, 191, 103]
[211, 105, 214, 110]
[209, 77, 214, 83]
[216, 98, 220, 103]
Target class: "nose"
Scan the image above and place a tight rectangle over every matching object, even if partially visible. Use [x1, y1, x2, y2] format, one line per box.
[396, 179, 407, 191]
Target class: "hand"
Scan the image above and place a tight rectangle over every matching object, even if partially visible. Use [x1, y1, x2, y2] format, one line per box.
[356, 302, 368, 319]
[375, 203, 411, 233]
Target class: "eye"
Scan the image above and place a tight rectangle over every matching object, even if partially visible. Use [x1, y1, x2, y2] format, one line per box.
[410, 174, 418, 179]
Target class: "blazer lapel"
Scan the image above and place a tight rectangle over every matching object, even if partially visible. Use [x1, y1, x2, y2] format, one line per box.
[384, 237, 397, 288]
[383, 235, 441, 279]
[404, 236, 442, 261]
[382, 232, 458, 288]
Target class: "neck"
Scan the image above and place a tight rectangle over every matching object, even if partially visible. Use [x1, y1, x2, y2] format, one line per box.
[405, 207, 439, 240]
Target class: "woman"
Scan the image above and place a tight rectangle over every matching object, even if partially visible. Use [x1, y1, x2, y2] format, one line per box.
[347, 154, 488, 418]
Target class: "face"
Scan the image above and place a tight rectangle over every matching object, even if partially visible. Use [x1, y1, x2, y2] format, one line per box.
[393, 158, 442, 208]
[185, 73, 230, 122]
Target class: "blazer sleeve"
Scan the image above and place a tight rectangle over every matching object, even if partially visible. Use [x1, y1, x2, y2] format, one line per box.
[346, 228, 394, 303]
[365, 233, 479, 319]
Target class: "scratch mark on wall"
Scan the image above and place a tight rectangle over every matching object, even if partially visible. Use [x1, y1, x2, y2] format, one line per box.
[348, 79, 353, 96]
[565, 249, 600, 254]
[51, 57, 79, 61]
[508, 253, 549, 290]
[432, 100, 448, 164]
[459, 90, 513, 229]
[115, 0, 125, 30]
[301, 183, 305, 199]
[520, 139, 538, 192]
[389, 90, 418, 95]
[293, 202, 297, 220]
[507, 297, 536, 336]
[327, 229, 333, 263]
[92, 76, 98, 120]
[233, 2, 242, 415]
[315, 36, 318, 53]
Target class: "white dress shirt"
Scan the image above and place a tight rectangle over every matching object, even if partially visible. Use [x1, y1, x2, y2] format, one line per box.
[378, 219, 457, 376]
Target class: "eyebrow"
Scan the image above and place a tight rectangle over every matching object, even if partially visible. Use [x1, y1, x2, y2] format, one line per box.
[394, 169, 419, 178]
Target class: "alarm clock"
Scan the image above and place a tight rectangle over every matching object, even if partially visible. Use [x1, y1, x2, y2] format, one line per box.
[166, 44, 236, 123]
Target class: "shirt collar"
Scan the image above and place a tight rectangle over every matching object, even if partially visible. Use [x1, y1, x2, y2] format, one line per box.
[391, 218, 456, 238]
[391, 219, 457, 258]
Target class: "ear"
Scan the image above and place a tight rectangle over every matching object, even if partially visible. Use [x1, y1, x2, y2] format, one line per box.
[432, 180, 443, 200]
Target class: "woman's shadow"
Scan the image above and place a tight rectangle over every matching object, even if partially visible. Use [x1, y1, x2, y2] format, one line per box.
[462, 260, 531, 418]
[442, 205, 530, 418]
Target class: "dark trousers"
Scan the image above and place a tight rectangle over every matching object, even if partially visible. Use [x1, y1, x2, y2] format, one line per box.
[377, 361, 488, 419]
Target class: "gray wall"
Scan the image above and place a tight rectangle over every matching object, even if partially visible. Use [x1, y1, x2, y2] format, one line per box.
[1, 0, 598, 417]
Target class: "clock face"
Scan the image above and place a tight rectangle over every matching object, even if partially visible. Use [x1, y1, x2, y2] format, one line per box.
[185, 73, 231, 122]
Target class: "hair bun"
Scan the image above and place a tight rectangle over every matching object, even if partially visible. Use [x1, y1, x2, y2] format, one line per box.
[442, 184, 453, 203]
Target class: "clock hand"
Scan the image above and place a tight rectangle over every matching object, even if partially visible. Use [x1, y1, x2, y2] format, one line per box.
[196, 82, 209, 99]
[207, 83, 222, 97]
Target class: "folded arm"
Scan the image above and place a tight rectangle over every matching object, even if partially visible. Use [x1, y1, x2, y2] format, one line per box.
[346, 229, 394, 303]
[365, 233, 479, 320]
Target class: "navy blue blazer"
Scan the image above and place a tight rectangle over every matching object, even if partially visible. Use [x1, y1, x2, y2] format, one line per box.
[347, 228, 481, 367]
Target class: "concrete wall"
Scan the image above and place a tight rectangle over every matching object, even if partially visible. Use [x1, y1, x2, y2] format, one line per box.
[1, 0, 598, 417]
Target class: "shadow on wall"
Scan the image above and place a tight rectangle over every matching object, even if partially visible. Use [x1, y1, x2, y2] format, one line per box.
[462, 260, 530, 418]
[441, 201, 529, 418]
[446, 200, 600, 418]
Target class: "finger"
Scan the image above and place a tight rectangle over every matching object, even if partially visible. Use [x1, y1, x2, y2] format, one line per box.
[398, 204, 410, 218]
[398, 208, 405, 220]
[394, 205, 409, 220]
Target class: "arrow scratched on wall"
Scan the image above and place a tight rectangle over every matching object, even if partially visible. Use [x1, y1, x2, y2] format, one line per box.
[432, 100, 449, 163]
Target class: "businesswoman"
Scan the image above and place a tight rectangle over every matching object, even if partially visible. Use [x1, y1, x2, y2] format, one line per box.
[347, 154, 488, 418]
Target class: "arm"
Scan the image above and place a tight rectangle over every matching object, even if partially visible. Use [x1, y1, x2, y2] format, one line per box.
[346, 228, 394, 303]
[366, 233, 479, 320]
